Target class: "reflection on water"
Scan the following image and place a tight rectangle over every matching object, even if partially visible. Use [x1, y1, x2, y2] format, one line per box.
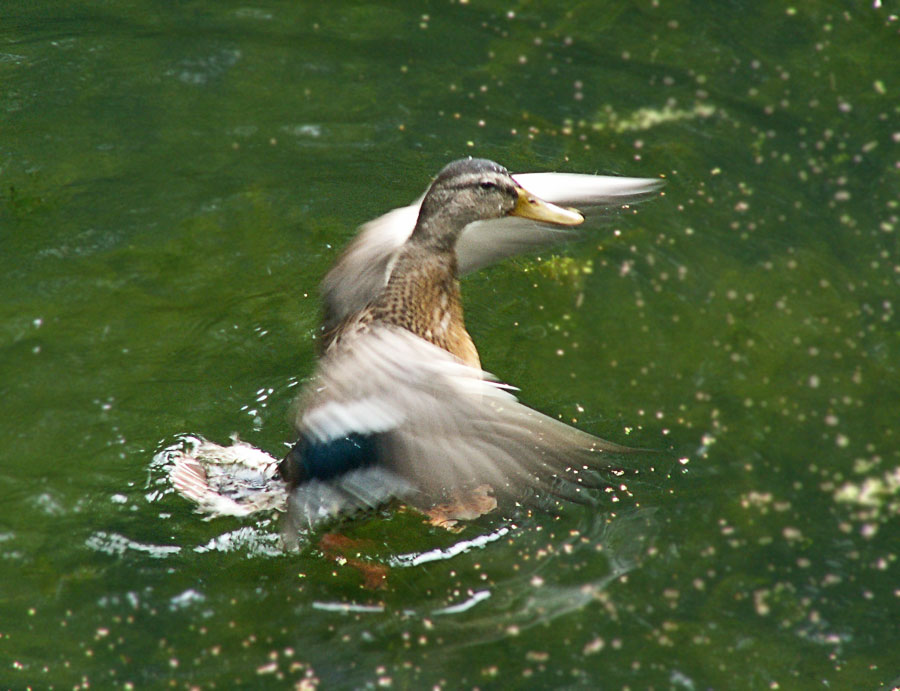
[136, 433, 665, 650]
[86, 530, 181, 559]
[192, 525, 284, 558]
[390, 525, 513, 568]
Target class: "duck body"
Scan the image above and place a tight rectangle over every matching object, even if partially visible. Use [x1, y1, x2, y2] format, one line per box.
[169, 158, 664, 535]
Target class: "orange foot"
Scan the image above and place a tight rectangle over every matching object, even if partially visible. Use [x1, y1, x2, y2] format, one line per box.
[423, 484, 498, 530]
[319, 533, 389, 590]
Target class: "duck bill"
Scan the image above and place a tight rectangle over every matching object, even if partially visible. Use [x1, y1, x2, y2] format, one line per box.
[511, 187, 584, 226]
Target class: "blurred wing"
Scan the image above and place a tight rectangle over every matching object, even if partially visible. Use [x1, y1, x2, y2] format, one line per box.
[320, 203, 419, 333]
[511, 172, 665, 210]
[320, 173, 664, 331]
[287, 326, 638, 528]
[168, 436, 287, 517]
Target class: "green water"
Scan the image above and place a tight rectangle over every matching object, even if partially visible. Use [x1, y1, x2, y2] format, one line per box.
[2, 1, 898, 688]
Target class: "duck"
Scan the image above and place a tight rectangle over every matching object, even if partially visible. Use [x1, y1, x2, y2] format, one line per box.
[169, 158, 664, 538]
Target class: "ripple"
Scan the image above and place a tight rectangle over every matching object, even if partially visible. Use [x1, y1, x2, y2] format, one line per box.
[85, 531, 181, 559]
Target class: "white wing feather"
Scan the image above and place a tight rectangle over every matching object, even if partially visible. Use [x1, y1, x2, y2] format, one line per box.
[321, 172, 664, 329]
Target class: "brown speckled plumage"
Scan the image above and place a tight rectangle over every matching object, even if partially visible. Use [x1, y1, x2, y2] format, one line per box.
[328, 246, 479, 368]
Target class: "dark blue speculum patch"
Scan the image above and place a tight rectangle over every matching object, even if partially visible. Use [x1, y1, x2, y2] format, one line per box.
[281, 432, 379, 485]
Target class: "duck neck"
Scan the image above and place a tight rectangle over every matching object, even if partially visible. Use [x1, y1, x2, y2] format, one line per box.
[407, 201, 473, 253]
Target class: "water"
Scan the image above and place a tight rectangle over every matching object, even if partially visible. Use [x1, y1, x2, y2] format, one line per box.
[2, 1, 898, 688]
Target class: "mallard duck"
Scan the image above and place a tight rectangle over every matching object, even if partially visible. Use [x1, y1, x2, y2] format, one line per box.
[169, 158, 664, 537]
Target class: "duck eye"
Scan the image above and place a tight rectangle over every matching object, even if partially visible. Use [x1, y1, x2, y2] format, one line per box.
[479, 181, 497, 190]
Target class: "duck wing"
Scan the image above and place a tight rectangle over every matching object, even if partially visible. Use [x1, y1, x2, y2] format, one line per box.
[321, 172, 664, 332]
[283, 325, 644, 532]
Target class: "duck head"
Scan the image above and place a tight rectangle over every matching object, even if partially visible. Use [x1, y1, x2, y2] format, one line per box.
[410, 158, 584, 252]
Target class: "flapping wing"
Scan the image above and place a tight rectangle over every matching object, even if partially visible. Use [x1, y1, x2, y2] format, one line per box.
[510, 173, 664, 211]
[454, 174, 664, 274]
[320, 172, 664, 332]
[286, 325, 640, 529]
[320, 203, 419, 334]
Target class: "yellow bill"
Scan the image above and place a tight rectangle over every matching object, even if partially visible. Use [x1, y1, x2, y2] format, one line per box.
[510, 187, 584, 225]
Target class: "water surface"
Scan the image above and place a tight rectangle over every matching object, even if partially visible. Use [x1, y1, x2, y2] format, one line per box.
[2, 1, 898, 688]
